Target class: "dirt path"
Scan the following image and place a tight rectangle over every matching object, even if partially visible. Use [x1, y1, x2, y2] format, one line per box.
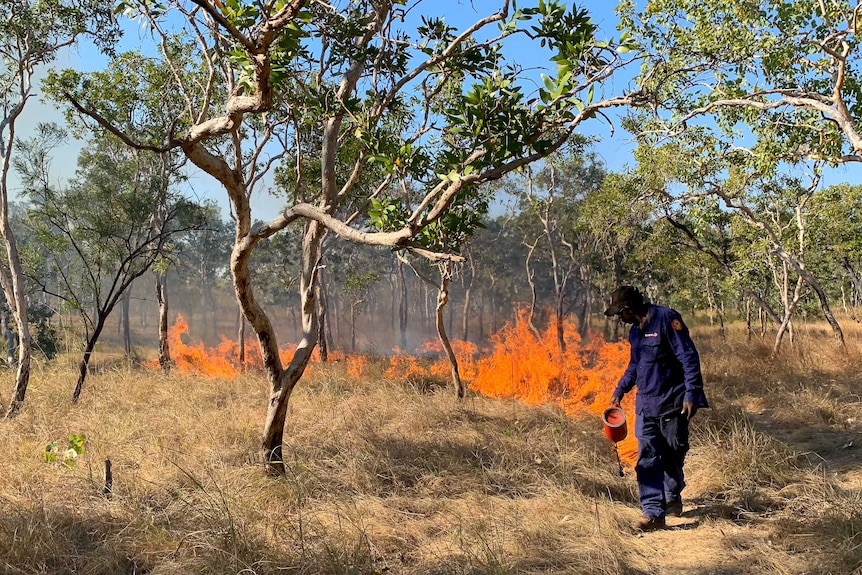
[622, 427, 862, 575]
[621, 501, 809, 575]
[628, 509, 764, 575]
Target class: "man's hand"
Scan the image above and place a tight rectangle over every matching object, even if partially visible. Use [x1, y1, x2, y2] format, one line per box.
[681, 401, 698, 420]
[610, 396, 621, 407]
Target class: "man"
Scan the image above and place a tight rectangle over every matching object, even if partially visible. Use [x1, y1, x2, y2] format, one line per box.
[605, 286, 708, 531]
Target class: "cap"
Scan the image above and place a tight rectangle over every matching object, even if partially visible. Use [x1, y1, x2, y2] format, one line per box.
[604, 286, 644, 316]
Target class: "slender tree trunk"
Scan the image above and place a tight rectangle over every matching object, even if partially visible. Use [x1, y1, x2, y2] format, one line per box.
[840, 284, 860, 323]
[461, 285, 471, 342]
[759, 306, 766, 338]
[350, 300, 358, 353]
[238, 311, 246, 369]
[524, 238, 541, 339]
[771, 276, 804, 358]
[810, 280, 845, 347]
[139, 296, 148, 328]
[704, 269, 726, 340]
[436, 274, 465, 399]
[576, 268, 590, 339]
[331, 283, 341, 347]
[387, 272, 396, 342]
[774, 249, 845, 347]
[0, 232, 33, 418]
[423, 281, 431, 332]
[258, 220, 324, 473]
[446, 293, 454, 339]
[746, 296, 752, 342]
[316, 275, 328, 362]
[121, 288, 132, 356]
[490, 288, 497, 334]
[461, 250, 475, 342]
[72, 320, 107, 402]
[398, 259, 408, 350]
[156, 271, 171, 372]
[3, 305, 16, 366]
[843, 258, 862, 303]
[322, 278, 334, 353]
[478, 289, 485, 341]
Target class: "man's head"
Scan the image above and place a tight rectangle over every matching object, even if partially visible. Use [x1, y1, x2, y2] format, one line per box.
[604, 286, 646, 323]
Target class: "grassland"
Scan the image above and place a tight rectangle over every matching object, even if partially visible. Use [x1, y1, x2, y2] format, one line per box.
[0, 321, 860, 575]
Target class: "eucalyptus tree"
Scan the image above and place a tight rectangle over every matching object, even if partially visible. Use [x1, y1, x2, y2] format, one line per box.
[620, 0, 862, 166]
[0, 0, 118, 416]
[340, 266, 382, 353]
[47, 0, 643, 472]
[616, 0, 862, 343]
[808, 184, 862, 291]
[171, 200, 233, 343]
[506, 149, 607, 348]
[577, 168, 659, 341]
[467, 217, 529, 336]
[16, 129, 205, 399]
[634, 137, 845, 353]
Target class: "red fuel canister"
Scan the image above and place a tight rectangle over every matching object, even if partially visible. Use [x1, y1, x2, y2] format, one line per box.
[602, 406, 628, 443]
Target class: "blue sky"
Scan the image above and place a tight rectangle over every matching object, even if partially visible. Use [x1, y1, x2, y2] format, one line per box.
[10, 1, 637, 218]
[10, 0, 861, 219]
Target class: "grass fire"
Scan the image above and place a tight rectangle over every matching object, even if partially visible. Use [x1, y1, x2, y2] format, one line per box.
[3, 312, 860, 574]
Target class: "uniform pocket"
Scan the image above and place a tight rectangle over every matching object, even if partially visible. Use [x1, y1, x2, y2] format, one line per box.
[661, 413, 690, 452]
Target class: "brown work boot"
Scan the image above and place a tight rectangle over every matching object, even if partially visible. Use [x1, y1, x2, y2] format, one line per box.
[633, 515, 666, 531]
[666, 499, 683, 517]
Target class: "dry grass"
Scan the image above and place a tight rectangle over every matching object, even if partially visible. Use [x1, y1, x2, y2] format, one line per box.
[0, 321, 861, 575]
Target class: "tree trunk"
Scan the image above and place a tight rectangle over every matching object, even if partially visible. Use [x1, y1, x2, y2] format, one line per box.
[811, 279, 845, 346]
[121, 288, 132, 356]
[350, 301, 358, 353]
[387, 270, 396, 342]
[461, 284, 471, 342]
[436, 274, 464, 399]
[576, 268, 590, 339]
[478, 289, 486, 341]
[156, 271, 171, 372]
[555, 294, 566, 354]
[771, 275, 804, 358]
[316, 276, 328, 362]
[775, 248, 845, 347]
[759, 306, 766, 338]
[745, 296, 752, 342]
[461, 250, 475, 342]
[446, 293, 454, 340]
[0, 227, 33, 418]
[72, 319, 107, 402]
[423, 281, 431, 332]
[398, 259, 408, 350]
[257, 220, 323, 474]
[843, 258, 862, 302]
[331, 282, 341, 348]
[524, 239, 541, 339]
[704, 269, 725, 340]
[3, 305, 16, 366]
[238, 311, 246, 369]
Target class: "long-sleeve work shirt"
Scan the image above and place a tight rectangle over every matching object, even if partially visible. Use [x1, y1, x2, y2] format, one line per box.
[612, 304, 709, 417]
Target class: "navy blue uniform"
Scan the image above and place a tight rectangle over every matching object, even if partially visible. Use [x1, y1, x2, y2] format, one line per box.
[612, 304, 708, 518]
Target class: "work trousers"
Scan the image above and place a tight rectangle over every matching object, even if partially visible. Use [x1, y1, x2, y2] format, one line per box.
[634, 411, 690, 518]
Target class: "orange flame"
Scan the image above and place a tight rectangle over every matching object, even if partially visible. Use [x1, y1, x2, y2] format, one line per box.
[150, 312, 636, 461]
[145, 314, 304, 378]
[470, 310, 636, 461]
